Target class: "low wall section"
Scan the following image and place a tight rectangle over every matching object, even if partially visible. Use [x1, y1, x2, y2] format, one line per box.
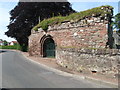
[56, 48, 120, 76]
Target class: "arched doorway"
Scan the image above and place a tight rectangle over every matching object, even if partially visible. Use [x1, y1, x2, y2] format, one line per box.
[40, 35, 55, 58]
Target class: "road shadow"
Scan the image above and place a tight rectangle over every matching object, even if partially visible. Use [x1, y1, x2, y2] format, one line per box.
[0, 50, 7, 53]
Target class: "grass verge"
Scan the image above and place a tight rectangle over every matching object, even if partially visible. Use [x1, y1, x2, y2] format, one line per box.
[33, 5, 113, 31]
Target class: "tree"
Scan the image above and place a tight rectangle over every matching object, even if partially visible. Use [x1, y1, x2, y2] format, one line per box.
[5, 1, 75, 51]
[114, 13, 120, 30]
[3, 40, 8, 46]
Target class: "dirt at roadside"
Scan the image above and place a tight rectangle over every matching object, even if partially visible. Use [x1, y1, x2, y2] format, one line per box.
[11, 49, 118, 87]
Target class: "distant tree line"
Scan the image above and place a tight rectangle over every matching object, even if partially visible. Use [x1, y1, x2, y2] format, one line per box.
[114, 13, 120, 30]
[0, 39, 8, 46]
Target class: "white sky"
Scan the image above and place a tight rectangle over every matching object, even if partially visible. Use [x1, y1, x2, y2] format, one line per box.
[0, 2, 17, 42]
[0, 1, 119, 42]
[0, 0, 119, 2]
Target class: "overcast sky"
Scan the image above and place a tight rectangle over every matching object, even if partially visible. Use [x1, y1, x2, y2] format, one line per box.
[0, 0, 119, 42]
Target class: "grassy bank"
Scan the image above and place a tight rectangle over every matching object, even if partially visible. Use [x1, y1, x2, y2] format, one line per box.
[0, 45, 21, 50]
[33, 5, 113, 31]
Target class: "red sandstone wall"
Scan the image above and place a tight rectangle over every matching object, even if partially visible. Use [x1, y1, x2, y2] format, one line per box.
[48, 23, 107, 49]
[29, 15, 109, 56]
[29, 23, 108, 56]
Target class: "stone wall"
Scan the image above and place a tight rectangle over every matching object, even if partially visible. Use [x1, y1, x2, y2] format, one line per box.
[56, 48, 120, 76]
[28, 6, 118, 77]
[29, 15, 109, 56]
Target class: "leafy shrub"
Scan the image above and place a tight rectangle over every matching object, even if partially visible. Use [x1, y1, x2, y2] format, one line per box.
[0, 44, 21, 50]
[0, 45, 17, 49]
[20, 44, 28, 52]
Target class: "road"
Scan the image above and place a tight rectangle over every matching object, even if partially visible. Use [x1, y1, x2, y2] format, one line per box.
[1, 50, 113, 88]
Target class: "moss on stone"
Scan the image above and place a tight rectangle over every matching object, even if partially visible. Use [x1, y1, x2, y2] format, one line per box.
[33, 5, 113, 31]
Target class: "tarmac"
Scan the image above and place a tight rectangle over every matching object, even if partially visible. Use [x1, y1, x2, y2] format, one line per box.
[1, 49, 119, 88]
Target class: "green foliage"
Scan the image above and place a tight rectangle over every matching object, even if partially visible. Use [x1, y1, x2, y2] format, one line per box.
[0, 45, 20, 50]
[114, 13, 120, 30]
[3, 40, 8, 46]
[0, 44, 26, 51]
[20, 44, 28, 52]
[6, 2, 75, 48]
[33, 16, 65, 31]
[33, 5, 113, 31]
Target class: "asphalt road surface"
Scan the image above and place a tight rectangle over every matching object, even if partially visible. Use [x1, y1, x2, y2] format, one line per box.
[1, 50, 113, 88]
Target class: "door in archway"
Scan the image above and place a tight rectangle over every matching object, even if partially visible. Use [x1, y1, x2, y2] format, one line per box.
[43, 38, 55, 57]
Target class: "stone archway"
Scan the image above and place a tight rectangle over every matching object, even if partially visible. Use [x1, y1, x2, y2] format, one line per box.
[40, 35, 55, 57]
